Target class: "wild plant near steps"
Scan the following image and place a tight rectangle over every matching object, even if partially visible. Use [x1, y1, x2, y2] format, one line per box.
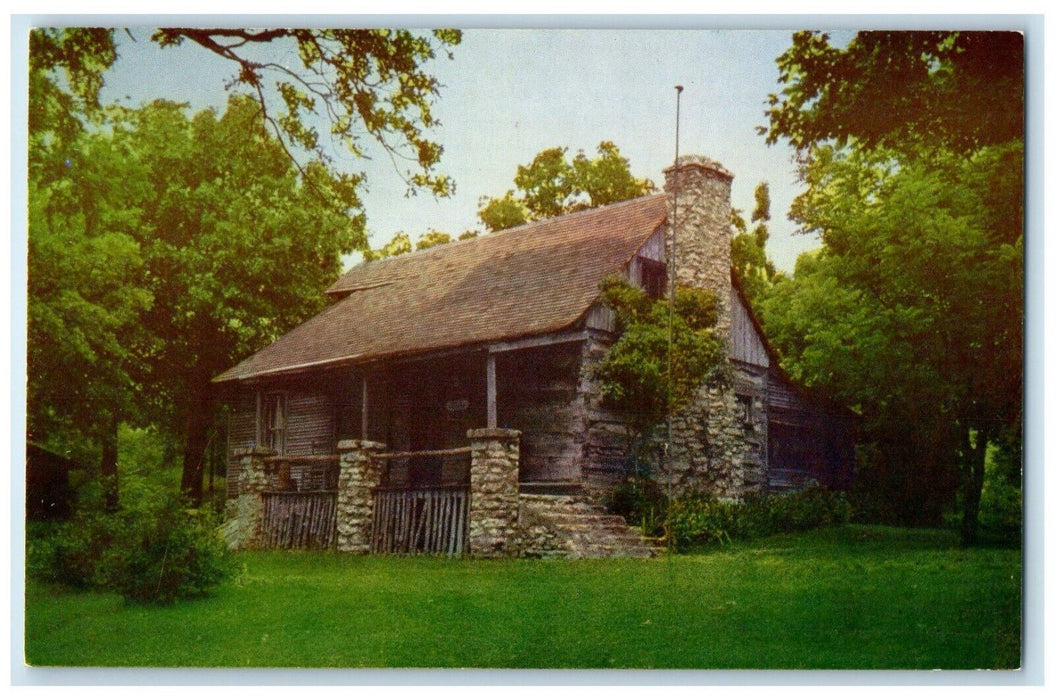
[607, 477, 852, 550]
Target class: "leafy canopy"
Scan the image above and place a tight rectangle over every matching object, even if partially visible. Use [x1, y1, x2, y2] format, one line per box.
[28, 26, 463, 503]
[761, 30, 1023, 154]
[760, 30, 1023, 541]
[478, 141, 654, 232]
[730, 181, 782, 307]
[31, 27, 461, 201]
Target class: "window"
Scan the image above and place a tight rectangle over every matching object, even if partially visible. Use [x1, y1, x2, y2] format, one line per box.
[735, 393, 753, 426]
[640, 259, 668, 298]
[264, 392, 288, 454]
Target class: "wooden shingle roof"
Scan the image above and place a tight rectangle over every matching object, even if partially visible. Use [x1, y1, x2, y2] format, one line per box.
[214, 194, 668, 383]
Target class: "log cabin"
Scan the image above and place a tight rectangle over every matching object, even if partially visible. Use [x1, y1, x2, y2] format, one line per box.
[213, 155, 854, 555]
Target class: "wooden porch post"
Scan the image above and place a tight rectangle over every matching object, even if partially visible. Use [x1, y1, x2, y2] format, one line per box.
[254, 389, 263, 447]
[361, 374, 369, 440]
[486, 352, 497, 429]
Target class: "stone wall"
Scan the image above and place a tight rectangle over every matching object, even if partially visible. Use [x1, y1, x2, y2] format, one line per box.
[662, 382, 766, 498]
[221, 447, 273, 549]
[335, 439, 386, 553]
[467, 428, 521, 557]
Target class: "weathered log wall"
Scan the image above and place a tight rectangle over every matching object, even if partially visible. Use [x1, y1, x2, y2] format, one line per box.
[497, 344, 583, 483]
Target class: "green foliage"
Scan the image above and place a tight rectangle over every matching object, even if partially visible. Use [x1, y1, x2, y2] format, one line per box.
[607, 472, 852, 551]
[605, 474, 666, 533]
[594, 277, 723, 455]
[730, 181, 782, 307]
[28, 94, 366, 503]
[363, 228, 457, 261]
[27, 25, 464, 503]
[478, 141, 654, 232]
[28, 476, 232, 604]
[34, 27, 462, 198]
[943, 442, 1022, 544]
[28, 512, 114, 589]
[362, 232, 413, 261]
[760, 30, 1023, 545]
[415, 229, 453, 251]
[762, 31, 1023, 154]
[477, 191, 531, 231]
[665, 486, 853, 550]
[97, 493, 231, 605]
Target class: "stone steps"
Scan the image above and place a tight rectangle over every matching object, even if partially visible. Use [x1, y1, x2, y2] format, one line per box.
[518, 494, 663, 559]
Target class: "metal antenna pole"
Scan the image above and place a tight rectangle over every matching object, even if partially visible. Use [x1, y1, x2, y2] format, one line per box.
[666, 84, 683, 508]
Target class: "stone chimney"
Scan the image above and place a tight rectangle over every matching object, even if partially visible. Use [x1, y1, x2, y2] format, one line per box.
[663, 155, 734, 340]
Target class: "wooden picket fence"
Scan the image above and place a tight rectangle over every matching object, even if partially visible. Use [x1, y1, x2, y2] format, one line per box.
[371, 485, 470, 556]
[259, 490, 337, 549]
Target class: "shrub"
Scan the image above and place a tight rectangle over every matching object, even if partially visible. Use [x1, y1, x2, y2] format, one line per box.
[606, 473, 667, 536]
[666, 493, 736, 548]
[27, 513, 114, 588]
[661, 485, 852, 551]
[96, 491, 232, 604]
[28, 477, 232, 604]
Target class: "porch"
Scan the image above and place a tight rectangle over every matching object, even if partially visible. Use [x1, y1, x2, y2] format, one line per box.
[226, 429, 521, 557]
[224, 331, 609, 500]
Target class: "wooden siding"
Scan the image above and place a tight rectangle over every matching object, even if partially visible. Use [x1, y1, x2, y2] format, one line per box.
[765, 369, 855, 490]
[729, 289, 770, 367]
[226, 388, 335, 498]
[285, 392, 334, 456]
[497, 344, 584, 482]
[584, 303, 617, 333]
[580, 332, 633, 487]
[637, 226, 666, 262]
[226, 395, 257, 498]
[259, 491, 337, 549]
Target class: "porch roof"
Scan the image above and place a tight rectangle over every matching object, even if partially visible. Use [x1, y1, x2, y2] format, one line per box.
[214, 194, 668, 384]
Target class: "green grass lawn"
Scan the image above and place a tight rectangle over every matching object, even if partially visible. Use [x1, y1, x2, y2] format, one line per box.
[24, 525, 1021, 669]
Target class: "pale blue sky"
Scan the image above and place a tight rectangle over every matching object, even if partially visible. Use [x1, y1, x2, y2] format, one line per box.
[100, 27, 819, 271]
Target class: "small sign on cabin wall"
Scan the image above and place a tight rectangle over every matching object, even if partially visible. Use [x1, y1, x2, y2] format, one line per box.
[445, 399, 469, 413]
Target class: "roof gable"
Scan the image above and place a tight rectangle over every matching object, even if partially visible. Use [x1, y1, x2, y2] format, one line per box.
[215, 194, 668, 383]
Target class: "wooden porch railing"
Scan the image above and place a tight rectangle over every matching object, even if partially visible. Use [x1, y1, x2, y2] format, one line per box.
[260, 490, 337, 549]
[258, 455, 339, 549]
[371, 485, 470, 556]
[370, 446, 472, 556]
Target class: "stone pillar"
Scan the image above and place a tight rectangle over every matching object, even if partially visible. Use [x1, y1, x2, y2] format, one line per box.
[336, 439, 386, 553]
[663, 155, 735, 340]
[223, 447, 273, 549]
[467, 428, 521, 557]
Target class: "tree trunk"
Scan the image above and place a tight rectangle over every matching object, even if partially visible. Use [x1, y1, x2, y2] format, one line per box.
[100, 411, 119, 512]
[180, 383, 213, 506]
[960, 427, 989, 547]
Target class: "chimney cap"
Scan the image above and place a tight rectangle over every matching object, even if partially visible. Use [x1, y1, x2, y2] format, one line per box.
[663, 155, 734, 182]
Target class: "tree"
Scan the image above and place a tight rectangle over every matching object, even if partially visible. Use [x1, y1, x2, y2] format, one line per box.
[760, 31, 1023, 543]
[761, 31, 1023, 154]
[731, 181, 781, 306]
[362, 228, 462, 261]
[31, 27, 461, 197]
[122, 97, 364, 504]
[28, 26, 463, 503]
[594, 277, 724, 464]
[478, 141, 654, 232]
[28, 29, 140, 509]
